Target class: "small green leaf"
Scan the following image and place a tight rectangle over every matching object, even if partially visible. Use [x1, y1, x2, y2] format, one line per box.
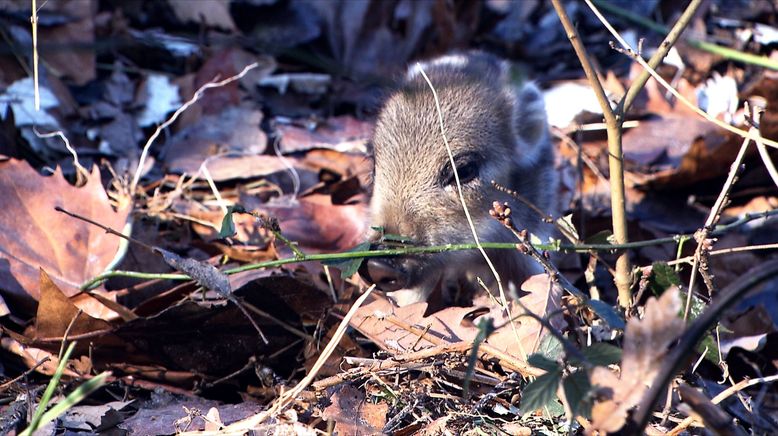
[322, 241, 372, 278]
[218, 207, 237, 238]
[536, 333, 564, 361]
[584, 230, 613, 245]
[580, 343, 622, 366]
[563, 371, 592, 418]
[587, 299, 625, 329]
[678, 289, 707, 321]
[521, 370, 562, 413]
[696, 333, 720, 364]
[648, 262, 681, 294]
[527, 353, 561, 372]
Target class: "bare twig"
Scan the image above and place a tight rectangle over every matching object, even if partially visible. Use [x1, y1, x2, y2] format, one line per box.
[30, 0, 40, 110]
[668, 374, 778, 435]
[587, 0, 778, 150]
[415, 66, 509, 310]
[130, 62, 259, 195]
[551, 0, 632, 307]
[0, 357, 51, 392]
[617, 0, 703, 114]
[684, 127, 754, 320]
[667, 242, 778, 266]
[33, 128, 90, 185]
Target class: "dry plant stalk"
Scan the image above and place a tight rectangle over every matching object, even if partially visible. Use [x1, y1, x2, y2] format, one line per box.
[550, 0, 704, 307]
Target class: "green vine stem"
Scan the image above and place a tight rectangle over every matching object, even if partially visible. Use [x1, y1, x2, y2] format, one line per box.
[80, 208, 777, 291]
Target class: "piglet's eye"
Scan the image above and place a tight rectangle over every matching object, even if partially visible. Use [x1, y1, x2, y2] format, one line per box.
[443, 160, 479, 186]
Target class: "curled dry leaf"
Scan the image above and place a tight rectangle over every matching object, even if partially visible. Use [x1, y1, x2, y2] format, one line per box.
[589, 287, 684, 434]
[0, 159, 130, 315]
[33, 269, 112, 340]
[350, 274, 563, 360]
[321, 384, 388, 435]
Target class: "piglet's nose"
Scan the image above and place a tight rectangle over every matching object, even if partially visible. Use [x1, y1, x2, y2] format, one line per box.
[360, 258, 409, 292]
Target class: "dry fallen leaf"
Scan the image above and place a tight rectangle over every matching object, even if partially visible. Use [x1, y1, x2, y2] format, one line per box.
[0, 159, 129, 315]
[321, 384, 388, 434]
[589, 287, 684, 434]
[167, 0, 237, 31]
[351, 274, 563, 360]
[33, 269, 112, 340]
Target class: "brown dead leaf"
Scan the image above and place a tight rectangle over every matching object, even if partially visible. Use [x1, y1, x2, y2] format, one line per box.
[167, 0, 236, 31]
[276, 115, 373, 153]
[0, 336, 81, 377]
[321, 384, 388, 434]
[39, 0, 97, 85]
[163, 105, 267, 180]
[589, 288, 684, 434]
[350, 274, 563, 361]
[0, 159, 129, 315]
[623, 117, 717, 168]
[33, 269, 112, 340]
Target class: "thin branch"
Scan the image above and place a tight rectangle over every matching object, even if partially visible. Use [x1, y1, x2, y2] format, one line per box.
[77, 207, 778, 291]
[685, 127, 753, 320]
[619, 0, 703, 114]
[416, 66, 508, 308]
[30, 0, 40, 110]
[592, 0, 778, 71]
[130, 62, 259, 194]
[550, 0, 616, 126]
[667, 242, 778, 266]
[551, 0, 632, 307]
[668, 374, 778, 435]
[587, 0, 778, 150]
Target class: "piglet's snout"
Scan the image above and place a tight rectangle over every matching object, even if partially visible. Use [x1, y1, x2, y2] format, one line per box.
[359, 256, 411, 292]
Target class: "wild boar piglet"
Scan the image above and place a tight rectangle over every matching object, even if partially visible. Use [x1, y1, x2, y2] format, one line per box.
[360, 52, 558, 306]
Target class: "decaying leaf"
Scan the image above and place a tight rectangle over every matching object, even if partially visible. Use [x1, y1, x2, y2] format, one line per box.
[33, 269, 112, 339]
[0, 159, 129, 315]
[589, 288, 684, 434]
[350, 274, 563, 361]
[321, 384, 388, 434]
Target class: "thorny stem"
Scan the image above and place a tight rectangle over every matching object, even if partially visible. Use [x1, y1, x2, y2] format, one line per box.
[551, 0, 632, 308]
[78, 207, 778, 291]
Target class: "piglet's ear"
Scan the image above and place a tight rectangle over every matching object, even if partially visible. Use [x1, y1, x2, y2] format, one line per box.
[513, 83, 549, 160]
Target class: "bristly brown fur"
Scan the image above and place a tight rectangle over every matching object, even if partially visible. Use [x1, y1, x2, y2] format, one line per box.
[367, 51, 558, 306]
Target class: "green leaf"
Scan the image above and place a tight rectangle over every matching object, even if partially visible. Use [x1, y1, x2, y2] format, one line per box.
[521, 370, 562, 413]
[29, 371, 111, 434]
[584, 230, 612, 245]
[580, 343, 622, 366]
[678, 289, 707, 321]
[322, 241, 372, 278]
[527, 353, 561, 372]
[22, 342, 77, 436]
[696, 333, 720, 364]
[563, 371, 592, 418]
[648, 262, 681, 294]
[587, 299, 625, 329]
[536, 333, 564, 361]
[218, 207, 237, 238]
